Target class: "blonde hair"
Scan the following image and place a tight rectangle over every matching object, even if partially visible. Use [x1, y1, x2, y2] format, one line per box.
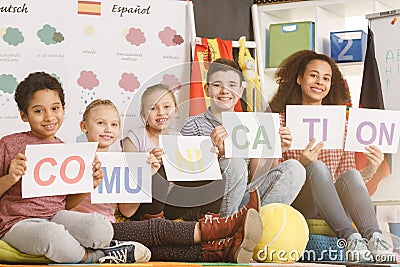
[140, 84, 178, 123]
[82, 99, 120, 122]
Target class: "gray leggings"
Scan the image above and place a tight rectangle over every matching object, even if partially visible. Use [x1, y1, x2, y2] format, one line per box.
[2, 210, 113, 263]
[292, 160, 380, 240]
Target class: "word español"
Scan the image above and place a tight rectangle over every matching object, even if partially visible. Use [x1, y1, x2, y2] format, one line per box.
[111, 4, 150, 17]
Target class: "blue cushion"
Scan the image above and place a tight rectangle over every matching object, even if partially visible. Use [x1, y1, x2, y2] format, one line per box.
[300, 234, 344, 262]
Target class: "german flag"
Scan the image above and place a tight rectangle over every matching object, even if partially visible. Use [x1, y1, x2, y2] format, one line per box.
[356, 27, 391, 196]
[78, 1, 101, 16]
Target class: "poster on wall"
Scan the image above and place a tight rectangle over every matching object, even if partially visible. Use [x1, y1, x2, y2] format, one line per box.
[0, 0, 191, 144]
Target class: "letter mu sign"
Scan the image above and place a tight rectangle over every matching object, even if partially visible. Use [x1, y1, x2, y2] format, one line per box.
[97, 166, 143, 194]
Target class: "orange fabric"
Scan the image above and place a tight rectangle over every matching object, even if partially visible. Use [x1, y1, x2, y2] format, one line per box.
[189, 38, 242, 116]
[355, 152, 391, 196]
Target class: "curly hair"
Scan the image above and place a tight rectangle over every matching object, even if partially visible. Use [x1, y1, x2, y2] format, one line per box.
[269, 50, 349, 113]
[14, 72, 65, 114]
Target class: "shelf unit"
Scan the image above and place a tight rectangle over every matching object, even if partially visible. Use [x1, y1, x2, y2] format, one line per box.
[251, 0, 400, 106]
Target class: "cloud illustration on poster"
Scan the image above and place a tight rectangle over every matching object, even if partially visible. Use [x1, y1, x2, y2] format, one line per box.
[158, 26, 184, 47]
[78, 70, 99, 90]
[172, 34, 184, 45]
[125, 27, 146, 46]
[0, 74, 18, 106]
[77, 70, 99, 104]
[119, 72, 140, 104]
[161, 74, 181, 91]
[2, 27, 24, 46]
[37, 24, 64, 45]
[119, 73, 140, 92]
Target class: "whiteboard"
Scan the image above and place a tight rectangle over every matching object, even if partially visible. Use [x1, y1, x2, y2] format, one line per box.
[367, 10, 400, 201]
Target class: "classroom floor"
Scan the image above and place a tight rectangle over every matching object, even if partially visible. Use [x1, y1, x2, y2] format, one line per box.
[0, 263, 347, 267]
[1, 262, 400, 267]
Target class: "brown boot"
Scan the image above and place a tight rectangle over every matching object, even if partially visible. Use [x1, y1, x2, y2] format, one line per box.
[139, 211, 165, 220]
[200, 188, 260, 218]
[199, 189, 260, 242]
[201, 208, 263, 263]
[245, 189, 260, 212]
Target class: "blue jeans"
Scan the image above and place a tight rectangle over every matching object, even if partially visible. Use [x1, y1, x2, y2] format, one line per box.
[240, 159, 306, 208]
[292, 160, 380, 240]
[218, 158, 248, 217]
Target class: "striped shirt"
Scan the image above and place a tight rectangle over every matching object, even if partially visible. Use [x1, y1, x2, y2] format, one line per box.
[180, 108, 221, 136]
[279, 113, 356, 183]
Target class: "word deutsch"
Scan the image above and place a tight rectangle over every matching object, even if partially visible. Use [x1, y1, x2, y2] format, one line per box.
[0, 3, 28, 13]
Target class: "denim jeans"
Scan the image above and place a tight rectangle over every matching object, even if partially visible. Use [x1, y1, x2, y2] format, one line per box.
[218, 158, 248, 217]
[240, 159, 306, 208]
[292, 160, 380, 240]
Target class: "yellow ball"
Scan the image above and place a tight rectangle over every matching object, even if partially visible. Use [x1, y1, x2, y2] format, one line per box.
[253, 203, 309, 263]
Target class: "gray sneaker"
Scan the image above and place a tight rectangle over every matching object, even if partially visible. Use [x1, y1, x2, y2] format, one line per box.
[345, 233, 373, 263]
[99, 240, 151, 264]
[367, 232, 397, 263]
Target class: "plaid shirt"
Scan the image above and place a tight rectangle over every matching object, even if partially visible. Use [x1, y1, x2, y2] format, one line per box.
[279, 113, 356, 183]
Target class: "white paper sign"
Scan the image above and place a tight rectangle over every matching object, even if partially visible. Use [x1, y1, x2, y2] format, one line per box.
[160, 135, 222, 182]
[22, 142, 98, 198]
[222, 112, 281, 158]
[286, 105, 347, 149]
[91, 152, 152, 203]
[345, 108, 400, 153]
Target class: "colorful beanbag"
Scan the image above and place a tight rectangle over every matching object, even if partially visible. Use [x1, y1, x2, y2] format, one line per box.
[306, 219, 336, 237]
[0, 240, 52, 263]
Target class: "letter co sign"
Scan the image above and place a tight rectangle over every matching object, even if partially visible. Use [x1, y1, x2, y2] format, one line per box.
[34, 156, 85, 186]
[22, 143, 97, 198]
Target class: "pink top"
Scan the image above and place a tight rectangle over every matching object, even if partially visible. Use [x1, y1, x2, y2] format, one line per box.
[0, 132, 66, 237]
[73, 195, 117, 223]
[125, 126, 179, 153]
[279, 113, 356, 182]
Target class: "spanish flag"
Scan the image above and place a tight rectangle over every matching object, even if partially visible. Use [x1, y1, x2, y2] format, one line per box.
[78, 1, 101, 16]
[189, 38, 243, 116]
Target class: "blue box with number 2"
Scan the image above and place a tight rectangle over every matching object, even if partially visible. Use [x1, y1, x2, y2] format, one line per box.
[330, 30, 366, 63]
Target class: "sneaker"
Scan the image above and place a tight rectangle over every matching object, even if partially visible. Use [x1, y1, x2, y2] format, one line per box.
[345, 233, 373, 263]
[367, 232, 397, 263]
[99, 240, 151, 263]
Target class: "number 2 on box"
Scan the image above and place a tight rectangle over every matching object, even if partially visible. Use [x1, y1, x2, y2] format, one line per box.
[338, 39, 353, 61]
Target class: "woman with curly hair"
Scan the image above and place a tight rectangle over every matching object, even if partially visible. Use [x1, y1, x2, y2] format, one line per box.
[269, 50, 395, 263]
